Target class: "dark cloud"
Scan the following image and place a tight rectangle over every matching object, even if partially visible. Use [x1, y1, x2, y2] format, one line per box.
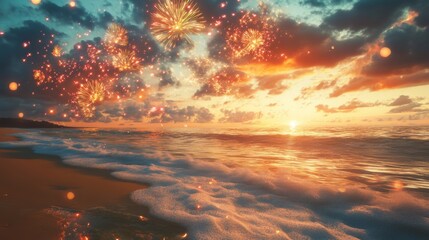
[193, 67, 253, 98]
[413, 2, 429, 28]
[0, 21, 63, 99]
[316, 99, 380, 113]
[0, 97, 71, 122]
[389, 103, 422, 113]
[209, 8, 366, 68]
[300, 0, 348, 7]
[324, 0, 417, 35]
[219, 109, 262, 123]
[389, 95, 412, 106]
[151, 106, 214, 123]
[330, 71, 429, 97]
[157, 65, 178, 90]
[39, 1, 98, 30]
[363, 24, 429, 76]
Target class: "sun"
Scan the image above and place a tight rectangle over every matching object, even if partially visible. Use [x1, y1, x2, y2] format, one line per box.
[289, 120, 298, 130]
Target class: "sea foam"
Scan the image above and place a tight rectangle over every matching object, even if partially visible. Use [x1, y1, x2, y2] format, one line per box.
[1, 129, 428, 239]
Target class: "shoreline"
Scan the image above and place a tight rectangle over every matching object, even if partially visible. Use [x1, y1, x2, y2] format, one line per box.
[0, 128, 187, 239]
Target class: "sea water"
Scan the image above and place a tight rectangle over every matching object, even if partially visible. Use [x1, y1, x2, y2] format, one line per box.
[2, 126, 429, 239]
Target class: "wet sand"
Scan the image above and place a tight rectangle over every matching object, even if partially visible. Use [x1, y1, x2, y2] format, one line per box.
[0, 128, 186, 239]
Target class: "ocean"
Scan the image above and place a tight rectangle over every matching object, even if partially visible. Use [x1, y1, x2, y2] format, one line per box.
[2, 126, 429, 239]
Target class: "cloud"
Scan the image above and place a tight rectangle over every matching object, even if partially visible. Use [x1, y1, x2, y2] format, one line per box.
[151, 106, 214, 123]
[363, 24, 429, 76]
[193, 67, 254, 98]
[0, 21, 63, 99]
[330, 71, 429, 97]
[219, 109, 262, 123]
[389, 103, 422, 113]
[316, 99, 380, 113]
[256, 74, 289, 95]
[295, 80, 337, 100]
[208, 6, 367, 68]
[324, 0, 417, 35]
[389, 95, 413, 106]
[39, 1, 98, 30]
[157, 65, 178, 90]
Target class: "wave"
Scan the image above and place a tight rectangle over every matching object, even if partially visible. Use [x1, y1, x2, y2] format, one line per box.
[1, 129, 429, 239]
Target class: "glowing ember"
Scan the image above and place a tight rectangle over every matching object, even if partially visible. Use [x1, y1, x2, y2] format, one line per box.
[151, 0, 206, 49]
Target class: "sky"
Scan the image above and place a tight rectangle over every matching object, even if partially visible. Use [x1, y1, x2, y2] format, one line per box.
[0, 0, 428, 128]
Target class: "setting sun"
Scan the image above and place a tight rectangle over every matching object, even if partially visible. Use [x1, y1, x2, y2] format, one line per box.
[289, 120, 298, 130]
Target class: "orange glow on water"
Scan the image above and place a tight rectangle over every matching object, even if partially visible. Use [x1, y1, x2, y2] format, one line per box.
[393, 180, 404, 191]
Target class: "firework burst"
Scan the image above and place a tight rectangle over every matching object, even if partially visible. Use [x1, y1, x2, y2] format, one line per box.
[52, 45, 62, 57]
[33, 70, 46, 84]
[112, 49, 140, 71]
[105, 23, 128, 48]
[77, 81, 106, 118]
[223, 12, 277, 62]
[151, 0, 206, 49]
[238, 29, 264, 57]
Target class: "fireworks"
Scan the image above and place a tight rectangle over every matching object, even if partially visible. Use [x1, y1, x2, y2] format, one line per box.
[33, 70, 46, 84]
[52, 45, 62, 57]
[238, 29, 264, 57]
[105, 23, 128, 47]
[112, 49, 140, 71]
[77, 81, 106, 118]
[224, 12, 277, 62]
[151, 0, 206, 49]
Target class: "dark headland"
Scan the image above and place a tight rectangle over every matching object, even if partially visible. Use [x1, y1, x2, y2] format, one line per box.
[0, 118, 69, 128]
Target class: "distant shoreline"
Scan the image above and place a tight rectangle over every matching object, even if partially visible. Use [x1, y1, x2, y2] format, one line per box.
[0, 118, 70, 128]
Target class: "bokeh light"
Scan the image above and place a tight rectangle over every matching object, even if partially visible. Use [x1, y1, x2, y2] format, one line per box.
[66, 191, 75, 200]
[31, 0, 41, 5]
[380, 47, 392, 58]
[9, 82, 18, 91]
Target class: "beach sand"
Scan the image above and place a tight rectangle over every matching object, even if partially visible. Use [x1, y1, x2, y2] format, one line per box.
[0, 128, 186, 239]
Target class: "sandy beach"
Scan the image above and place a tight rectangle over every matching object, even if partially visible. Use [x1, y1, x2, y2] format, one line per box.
[0, 128, 186, 240]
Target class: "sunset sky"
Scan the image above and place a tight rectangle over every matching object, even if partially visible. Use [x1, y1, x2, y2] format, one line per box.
[1, 0, 428, 127]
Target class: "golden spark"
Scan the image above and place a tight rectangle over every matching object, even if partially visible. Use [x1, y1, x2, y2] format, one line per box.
[33, 70, 46, 84]
[52, 45, 62, 57]
[112, 49, 140, 71]
[151, 0, 206, 49]
[77, 81, 106, 118]
[105, 23, 128, 47]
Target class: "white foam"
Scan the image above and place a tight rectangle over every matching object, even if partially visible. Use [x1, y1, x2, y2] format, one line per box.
[2, 130, 429, 239]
